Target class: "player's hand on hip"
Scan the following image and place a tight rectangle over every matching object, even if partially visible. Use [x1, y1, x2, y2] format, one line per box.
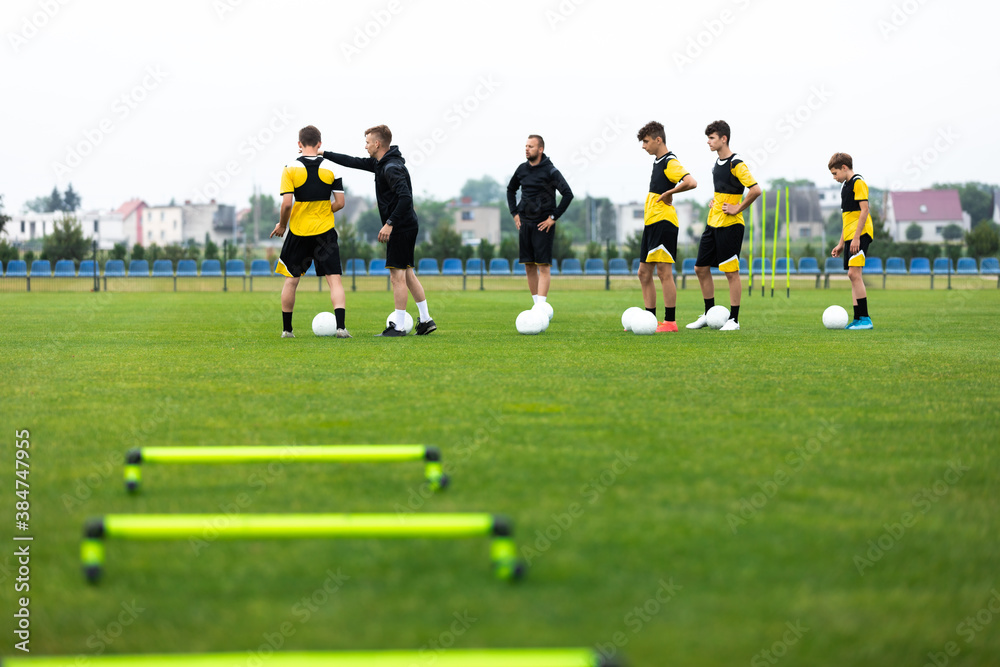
[270, 222, 286, 238]
[514, 214, 521, 230]
[721, 202, 739, 215]
[538, 217, 555, 232]
[378, 223, 392, 243]
[657, 192, 673, 205]
[850, 238, 860, 254]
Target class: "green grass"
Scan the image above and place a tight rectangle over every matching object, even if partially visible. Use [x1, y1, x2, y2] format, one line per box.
[2, 288, 999, 666]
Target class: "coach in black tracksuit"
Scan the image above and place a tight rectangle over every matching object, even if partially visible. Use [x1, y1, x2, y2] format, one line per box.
[322, 125, 436, 336]
[506, 135, 574, 306]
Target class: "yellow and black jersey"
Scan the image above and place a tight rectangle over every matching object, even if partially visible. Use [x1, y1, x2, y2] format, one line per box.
[280, 156, 344, 236]
[643, 152, 689, 227]
[841, 174, 873, 241]
[707, 153, 756, 228]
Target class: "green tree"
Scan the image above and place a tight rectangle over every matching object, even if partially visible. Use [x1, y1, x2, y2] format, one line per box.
[498, 236, 519, 263]
[41, 215, 90, 262]
[0, 239, 17, 263]
[965, 221, 999, 258]
[146, 243, 161, 262]
[414, 198, 452, 235]
[932, 182, 997, 227]
[584, 241, 603, 259]
[941, 223, 964, 243]
[204, 234, 219, 260]
[597, 200, 616, 242]
[24, 196, 50, 213]
[0, 194, 10, 236]
[622, 230, 643, 265]
[63, 183, 81, 211]
[427, 221, 463, 262]
[48, 186, 65, 212]
[552, 227, 576, 262]
[477, 239, 495, 262]
[185, 238, 201, 259]
[110, 242, 128, 261]
[906, 223, 923, 241]
[242, 193, 279, 242]
[131, 243, 146, 261]
[460, 176, 504, 204]
[355, 207, 384, 242]
[161, 244, 188, 263]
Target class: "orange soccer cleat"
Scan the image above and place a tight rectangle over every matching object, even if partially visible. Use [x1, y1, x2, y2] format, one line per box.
[656, 321, 679, 333]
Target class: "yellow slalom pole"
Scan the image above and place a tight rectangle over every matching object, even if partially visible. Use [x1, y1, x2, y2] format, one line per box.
[771, 187, 779, 297]
[760, 189, 766, 297]
[785, 186, 791, 298]
[748, 196, 754, 296]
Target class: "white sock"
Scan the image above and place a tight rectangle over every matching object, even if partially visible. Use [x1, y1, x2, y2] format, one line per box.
[532, 294, 539, 305]
[394, 309, 407, 329]
[415, 300, 430, 322]
[537, 295, 547, 304]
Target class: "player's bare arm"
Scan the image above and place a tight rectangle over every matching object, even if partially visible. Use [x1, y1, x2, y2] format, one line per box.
[658, 174, 698, 204]
[831, 240, 844, 257]
[851, 201, 870, 254]
[330, 192, 345, 214]
[271, 193, 294, 238]
[514, 214, 521, 230]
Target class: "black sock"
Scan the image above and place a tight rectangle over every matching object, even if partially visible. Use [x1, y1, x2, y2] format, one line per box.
[857, 298, 868, 318]
[646, 307, 656, 319]
[730, 305, 740, 323]
[704, 298, 715, 314]
[335, 308, 345, 329]
[282, 311, 293, 332]
[665, 307, 676, 322]
[853, 304, 859, 320]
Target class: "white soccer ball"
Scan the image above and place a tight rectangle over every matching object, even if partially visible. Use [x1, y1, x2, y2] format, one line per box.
[622, 306, 645, 332]
[706, 305, 730, 330]
[515, 309, 546, 335]
[385, 311, 414, 334]
[533, 301, 554, 322]
[631, 310, 658, 335]
[823, 305, 850, 330]
[312, 312, 338, 336]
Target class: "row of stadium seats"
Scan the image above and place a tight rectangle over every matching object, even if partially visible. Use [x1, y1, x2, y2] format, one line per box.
[4, 256, 999, 277]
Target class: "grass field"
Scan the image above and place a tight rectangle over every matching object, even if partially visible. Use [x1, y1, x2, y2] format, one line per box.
[2, 287, 1000, 666]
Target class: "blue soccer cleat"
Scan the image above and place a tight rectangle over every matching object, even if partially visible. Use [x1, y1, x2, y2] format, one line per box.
[847, 317, 873, 330]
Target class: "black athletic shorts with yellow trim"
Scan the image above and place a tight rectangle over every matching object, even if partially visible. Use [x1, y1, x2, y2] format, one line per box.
[639, 220, 678, 264]
[276, 226, 342, 277]
[695, 224, 745, 273]
[519, 220, 554, 265]
[844, 233, 872, 270]
[386, 227, 418, 270]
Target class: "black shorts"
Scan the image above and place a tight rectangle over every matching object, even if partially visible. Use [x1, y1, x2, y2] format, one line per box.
[386, 227, 418, 270]
[519, 220, 555, 265]
[844, 233, 873, 270]
[639, 221, 678, 264]
[695, 224, 745, 273]
[277, 226, 341, 277]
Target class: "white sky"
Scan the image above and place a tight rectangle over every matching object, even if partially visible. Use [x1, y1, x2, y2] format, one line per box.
[2, 0, 997, 216]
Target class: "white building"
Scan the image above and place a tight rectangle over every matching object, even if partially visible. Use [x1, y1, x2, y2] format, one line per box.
[6, 210, 126, 250]
[449, 199, 501, 246]
[885, 189, 969, 243]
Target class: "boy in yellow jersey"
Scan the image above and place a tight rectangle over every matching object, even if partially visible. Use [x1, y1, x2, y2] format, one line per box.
[687, 120, 761, 331]
[270, 125, 350, 338]
[636, 121, 698, 332]
[829, 152, 874, 329]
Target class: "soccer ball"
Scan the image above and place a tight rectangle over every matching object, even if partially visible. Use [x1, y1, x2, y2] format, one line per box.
[533, 301, 554, 322]
[823, 305, 849, 329]
[385, 311, 414, 334]
[706, 305, 730, 329]
[312, 312, 338, 336]
[621, 306, 645, 332]
[631, 310, 658, 335]
[516, 309, 546, 335]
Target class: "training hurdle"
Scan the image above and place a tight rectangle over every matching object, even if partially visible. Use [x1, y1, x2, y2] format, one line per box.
[0, 648, 619, 667]
[81, 513, 523, 583]
[124, 445, 448, 493]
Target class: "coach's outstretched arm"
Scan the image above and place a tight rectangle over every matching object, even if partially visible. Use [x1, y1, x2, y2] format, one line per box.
[322, 151, 377, 172]
[552, 170, 574, 220]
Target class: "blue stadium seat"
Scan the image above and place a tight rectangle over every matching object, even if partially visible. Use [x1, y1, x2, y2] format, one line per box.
[909, 257, 930, 275]
[30, 259, 52, 276]
[152, 260, 174, 277]
[417, 258, 440, 275]
[369, 259, 389, 276]
[341, 258, 365, 275]
[250, 259, 273, 276]
[560, 258, 582, 275]
[200, 259, 222, 276]
[225, 259, 246, 276]
[53, 260, 76, 277]
[176, 259, 198, 276]
[981, 257, 1000, 275]
[464, 258, 483, 274]
[5, 260, 27, 277]
[304, 262, 317, 276]
[798, 257, 820, 274]
[104, 259, 125, 277]
[127, 259, 149, 276]
[750, 257, 765, 275]
[489, 258, 511, 275]
[608, 258, 629, 275]
[739, 259, 750, 275]
[79, 260, 97, 276]
[932, 258, 953, 274]
[955, 257, 977, 274]
[775, 257, 798, 274]
[630, 258, 640, 273]
[864, 257, 883, 273]
[884, 257, 906, 274]
[681, 258, 697, 275]
[549, 259, 559, 275]
[824, 257, 846, 274]
[441, 258, 463, 275]
[511, 260, 526, 275]
[584, 258, 605, 274]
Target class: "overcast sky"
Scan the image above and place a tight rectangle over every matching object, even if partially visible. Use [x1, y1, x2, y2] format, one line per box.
[2, 0, 997, 217]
